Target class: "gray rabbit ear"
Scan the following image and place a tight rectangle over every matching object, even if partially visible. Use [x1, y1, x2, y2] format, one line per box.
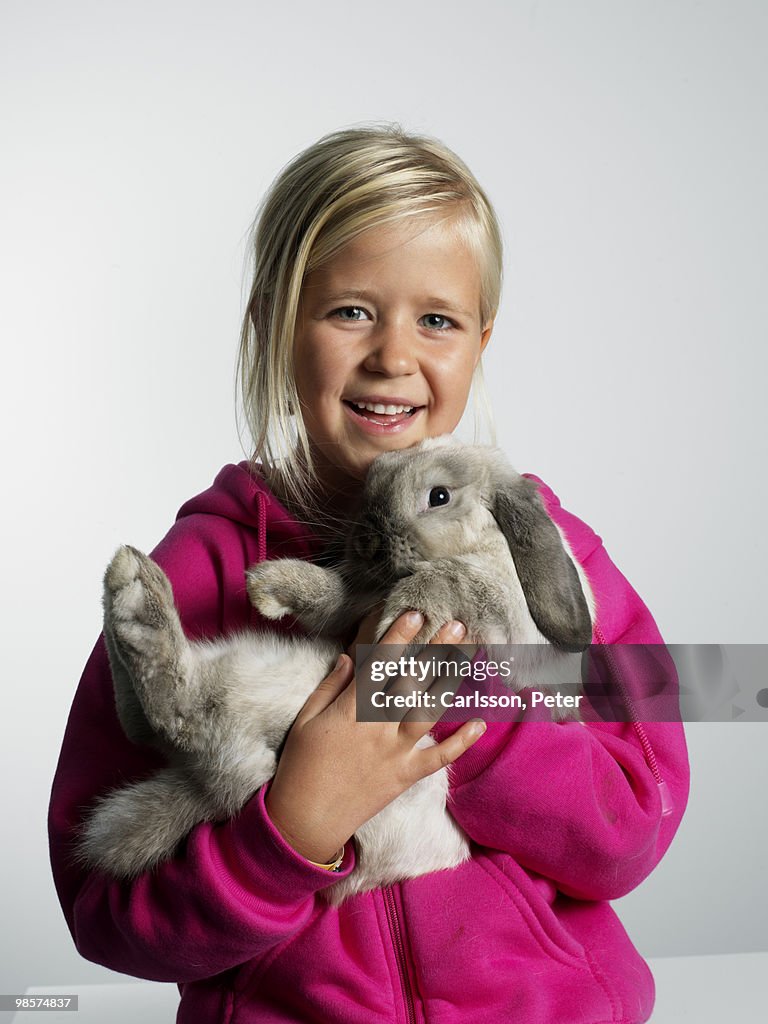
[492, 477, 593, 652]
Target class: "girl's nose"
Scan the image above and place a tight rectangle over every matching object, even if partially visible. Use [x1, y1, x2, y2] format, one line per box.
[362, 322, 418, 376]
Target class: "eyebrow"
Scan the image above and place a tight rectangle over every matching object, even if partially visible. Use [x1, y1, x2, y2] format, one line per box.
[315, 289, 474, 318]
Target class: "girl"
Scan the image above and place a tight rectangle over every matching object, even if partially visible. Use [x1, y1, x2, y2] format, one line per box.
[49, 123, 689, 1023]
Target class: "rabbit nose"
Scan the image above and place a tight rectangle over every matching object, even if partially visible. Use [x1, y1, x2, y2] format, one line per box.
[388, 535, 414, 572]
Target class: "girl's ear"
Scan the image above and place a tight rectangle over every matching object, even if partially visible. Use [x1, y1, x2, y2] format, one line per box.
[479, 317, 494, 356]
[491, 474, 593, 652]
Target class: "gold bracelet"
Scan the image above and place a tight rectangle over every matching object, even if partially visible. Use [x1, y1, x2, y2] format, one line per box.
[307, 846, 345, 872]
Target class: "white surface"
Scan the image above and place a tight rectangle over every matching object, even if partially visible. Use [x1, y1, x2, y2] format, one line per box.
[2, 0, 766, 997]
[647, 953, 768, 1023]
[6, 954, 767, 1022]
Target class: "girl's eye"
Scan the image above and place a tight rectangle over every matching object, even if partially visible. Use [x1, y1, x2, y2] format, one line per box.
[332, 306, 370, 321]
[330, 308, 456, 330]
[428, 486, 451, 507]
[421, 314, 455, 331]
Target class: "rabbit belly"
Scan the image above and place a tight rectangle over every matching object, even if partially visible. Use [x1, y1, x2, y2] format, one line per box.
[325, 743, 471, 905]
[183, 632, 342, 801]
[197, 631, 341, 751]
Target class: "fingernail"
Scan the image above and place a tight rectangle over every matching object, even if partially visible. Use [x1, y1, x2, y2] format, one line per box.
[448, 621, 466, 640]
[469, 718, 486, 738]
[335, 654, 346, 670]
[406, 611, 424, 628]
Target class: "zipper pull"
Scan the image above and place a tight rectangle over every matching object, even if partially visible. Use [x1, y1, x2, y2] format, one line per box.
[658, 779, 673, 817]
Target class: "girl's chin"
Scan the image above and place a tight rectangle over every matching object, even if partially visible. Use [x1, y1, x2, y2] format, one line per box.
[313, 438, 427, 491]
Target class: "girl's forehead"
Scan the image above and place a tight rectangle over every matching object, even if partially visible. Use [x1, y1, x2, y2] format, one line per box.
[335, 214, 471, 263]
[302, 217, 483, 314]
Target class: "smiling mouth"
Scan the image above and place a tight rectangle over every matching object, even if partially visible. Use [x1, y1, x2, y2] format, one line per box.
[343, 400, 421, 425]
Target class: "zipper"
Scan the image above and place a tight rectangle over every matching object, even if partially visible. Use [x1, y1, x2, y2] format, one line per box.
[383, 884, 417, 1024]
[255, 489, 267, 563]
[593, 623, 673, 816]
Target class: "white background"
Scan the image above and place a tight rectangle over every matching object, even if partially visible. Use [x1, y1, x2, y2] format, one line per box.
[1, 0, 766, 996]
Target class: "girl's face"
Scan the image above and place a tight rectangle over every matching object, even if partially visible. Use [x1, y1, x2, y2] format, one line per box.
[293, 214, 494, 493]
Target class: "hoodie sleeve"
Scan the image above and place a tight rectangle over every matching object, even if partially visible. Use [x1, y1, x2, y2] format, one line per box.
[432, 476, 690, 903]
[48, 509, 355, 984]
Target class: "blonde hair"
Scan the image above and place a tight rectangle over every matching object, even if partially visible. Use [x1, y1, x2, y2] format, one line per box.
[237, 121, 503, 512]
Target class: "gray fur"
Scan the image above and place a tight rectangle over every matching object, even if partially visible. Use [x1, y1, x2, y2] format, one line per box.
[76, 437, 594, 905]
[493, 476, 593, 652]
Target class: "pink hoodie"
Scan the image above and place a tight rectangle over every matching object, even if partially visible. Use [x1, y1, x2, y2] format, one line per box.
[48, 462, 689, 1024]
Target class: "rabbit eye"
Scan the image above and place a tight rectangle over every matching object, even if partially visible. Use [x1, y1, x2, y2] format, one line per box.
[428, 487, 451, 507]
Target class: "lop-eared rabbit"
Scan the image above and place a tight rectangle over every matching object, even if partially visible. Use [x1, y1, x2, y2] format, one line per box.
[77, 437, 594, 904]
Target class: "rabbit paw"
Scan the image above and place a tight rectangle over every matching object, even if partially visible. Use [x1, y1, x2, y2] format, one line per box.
[377, 572, 460, 645]
[104, 546, 182, 654]
[246, 560, 347, 633]
[103, 545, 196, 745]
[246, 561, 301, 619]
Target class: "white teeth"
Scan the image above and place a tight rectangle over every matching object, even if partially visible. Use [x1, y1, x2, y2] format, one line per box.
[353, 401, 414, 415]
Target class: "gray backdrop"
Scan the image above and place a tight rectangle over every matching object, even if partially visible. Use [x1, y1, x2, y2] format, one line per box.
[2, 0, 766, 995]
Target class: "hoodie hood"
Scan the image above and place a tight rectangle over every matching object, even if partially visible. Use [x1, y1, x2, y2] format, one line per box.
[176, 461, 320, 563]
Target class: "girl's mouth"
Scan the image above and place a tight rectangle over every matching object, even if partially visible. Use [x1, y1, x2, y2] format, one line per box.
[342, 399, 423, 434]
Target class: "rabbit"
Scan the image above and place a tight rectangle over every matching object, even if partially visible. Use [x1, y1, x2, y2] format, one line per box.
[76, 436, 595, 905]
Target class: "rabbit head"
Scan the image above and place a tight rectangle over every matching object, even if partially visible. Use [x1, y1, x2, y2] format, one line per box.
[349, 436, 502, 571]
[347, 436, 594, 652]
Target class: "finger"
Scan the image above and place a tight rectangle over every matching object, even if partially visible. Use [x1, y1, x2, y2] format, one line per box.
[380, 610, 426, 645]
[386, 622, 469, 710]
[355, 612, 469, 730]
[354, 610, 426, 683]
[391, 621, 472, 716]
[397, 629, 478, 731]
[398, 656, 472, 733]
[416, 718, 487, 775]
[382, 620, 464, 695]
[428, 620, 469, 646]
[297, 653, 354, 722]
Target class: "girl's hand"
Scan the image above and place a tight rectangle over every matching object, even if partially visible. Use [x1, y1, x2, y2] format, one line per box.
[263, 611, 486, 864]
